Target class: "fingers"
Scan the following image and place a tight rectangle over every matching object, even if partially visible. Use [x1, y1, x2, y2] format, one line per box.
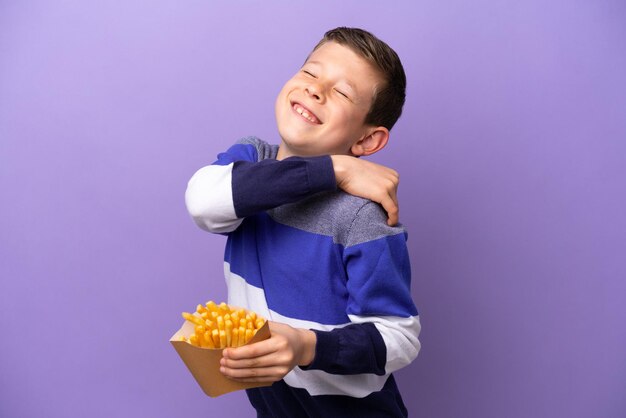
[378, 173, 400, 226]
[220, 341, 291, 383]
[220, 321, 313, 383]
[381, 173, 399, 226]
[221, 350, 288, 371]
[222, 339, 277, 363]
[219, 365, 291, 383]
[382, 196, 399, 226]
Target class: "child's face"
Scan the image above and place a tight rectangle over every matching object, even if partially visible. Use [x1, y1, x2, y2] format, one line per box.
[275, 41, 383, 159]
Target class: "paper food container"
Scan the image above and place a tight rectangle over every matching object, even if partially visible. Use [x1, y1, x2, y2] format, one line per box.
[170, 317, 271, 397]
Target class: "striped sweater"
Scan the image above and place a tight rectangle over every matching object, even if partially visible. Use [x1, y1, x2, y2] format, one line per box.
[185, 137, 421, 417]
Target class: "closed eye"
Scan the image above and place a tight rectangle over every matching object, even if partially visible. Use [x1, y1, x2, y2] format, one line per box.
[302, 70, 316, 78]
[335, 88, 350, 100]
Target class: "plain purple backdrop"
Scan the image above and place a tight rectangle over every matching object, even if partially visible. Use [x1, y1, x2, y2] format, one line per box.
[1, 1, 625, 417]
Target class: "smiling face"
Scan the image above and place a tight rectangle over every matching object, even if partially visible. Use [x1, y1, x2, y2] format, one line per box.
[275, 41, 384, 159]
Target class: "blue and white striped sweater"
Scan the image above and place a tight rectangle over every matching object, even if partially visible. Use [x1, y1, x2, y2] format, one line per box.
[186, 137, 420, 415]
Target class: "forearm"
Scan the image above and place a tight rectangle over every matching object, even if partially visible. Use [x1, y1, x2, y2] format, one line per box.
[185, 154, 336, 233]
[302, 323, 387, 375]
[231, 156, 335, 218]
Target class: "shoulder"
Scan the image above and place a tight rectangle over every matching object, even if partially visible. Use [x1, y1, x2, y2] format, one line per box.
[235, 136, 279, 161]
[345, 197, 407, 247]
[269, 191, 406, 246]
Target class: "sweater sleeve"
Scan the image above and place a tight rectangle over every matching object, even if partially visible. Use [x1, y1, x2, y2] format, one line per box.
[301, 323, 387, 376]
[302, 202, 421, 375]
[185, 137, 336, 233]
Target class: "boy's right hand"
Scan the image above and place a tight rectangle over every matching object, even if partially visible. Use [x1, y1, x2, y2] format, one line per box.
[330, 155, 400, 226]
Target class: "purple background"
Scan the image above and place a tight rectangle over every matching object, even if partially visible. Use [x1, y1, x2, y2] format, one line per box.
[1, 1, 625, 417]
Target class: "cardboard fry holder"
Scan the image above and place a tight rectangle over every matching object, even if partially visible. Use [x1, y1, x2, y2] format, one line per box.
[170, 318, 271, 397]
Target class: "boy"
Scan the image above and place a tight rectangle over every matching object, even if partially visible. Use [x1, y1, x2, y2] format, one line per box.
[185, 27, 421, 417]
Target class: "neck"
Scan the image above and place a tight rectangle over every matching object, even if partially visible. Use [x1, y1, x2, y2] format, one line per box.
[276, 145, 291, 161]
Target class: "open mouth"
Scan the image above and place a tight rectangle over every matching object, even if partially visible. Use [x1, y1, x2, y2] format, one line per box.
[291, 102, 322, 124]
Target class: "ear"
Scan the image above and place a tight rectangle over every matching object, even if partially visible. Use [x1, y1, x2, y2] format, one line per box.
[350, 127, 390, 157]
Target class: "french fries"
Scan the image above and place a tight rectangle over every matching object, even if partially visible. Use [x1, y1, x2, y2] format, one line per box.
[180, 301, 266, 349]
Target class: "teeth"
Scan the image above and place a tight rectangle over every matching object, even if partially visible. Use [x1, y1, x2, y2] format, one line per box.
[293, 103, 318, 123]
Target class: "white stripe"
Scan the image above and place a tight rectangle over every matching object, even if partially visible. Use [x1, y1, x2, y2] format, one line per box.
[185, 164, 243, 233]
[224, 263, 396, 397]
[225, 262, 272, 319]
[349, 314, 421, 374]
[283, 368, 389, 398]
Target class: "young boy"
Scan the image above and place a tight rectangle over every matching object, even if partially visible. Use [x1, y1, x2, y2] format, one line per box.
[185, 27, 421, 417]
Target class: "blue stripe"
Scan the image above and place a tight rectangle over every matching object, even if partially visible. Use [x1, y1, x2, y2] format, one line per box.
[225, 213, 350, 325]
[344, 234, 419, 318]
[246, 375, 408, 416]
[213, 143, 258, 166]
[225, 213, 418, 324]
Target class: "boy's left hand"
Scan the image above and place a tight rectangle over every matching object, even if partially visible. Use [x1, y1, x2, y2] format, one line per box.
[219, 321, 317, 383]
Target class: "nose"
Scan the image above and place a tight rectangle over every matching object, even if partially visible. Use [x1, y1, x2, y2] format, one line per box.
[305, 82, 325, 103]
